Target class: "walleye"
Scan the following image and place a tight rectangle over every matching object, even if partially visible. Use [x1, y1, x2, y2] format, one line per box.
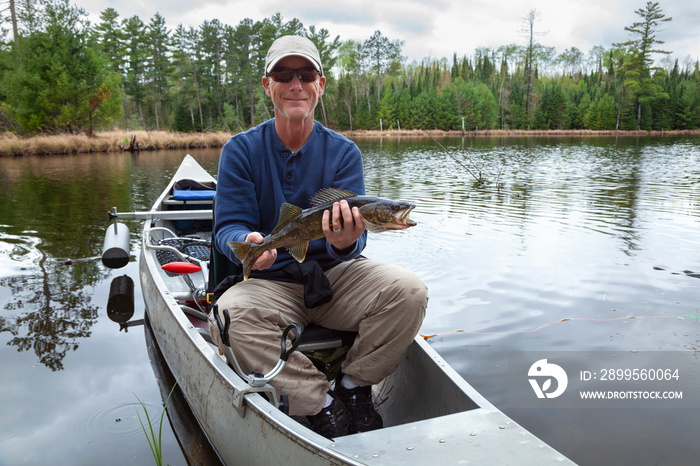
[228, 188, 416, 280]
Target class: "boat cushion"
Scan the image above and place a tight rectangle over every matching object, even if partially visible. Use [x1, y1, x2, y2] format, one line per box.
[173, 189, 216, 200]
[173, 179, 216, 200]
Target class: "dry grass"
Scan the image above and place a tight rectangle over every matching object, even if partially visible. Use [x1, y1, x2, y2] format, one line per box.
[0, 130, 232, 156]
[2, 128, 699, 156]
[345, 128, 700, 138]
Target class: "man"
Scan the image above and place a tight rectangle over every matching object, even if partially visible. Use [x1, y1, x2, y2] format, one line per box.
[209, 35, 427, 439]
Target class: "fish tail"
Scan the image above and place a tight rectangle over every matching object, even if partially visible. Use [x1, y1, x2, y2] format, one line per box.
[227, 241, 261, 280]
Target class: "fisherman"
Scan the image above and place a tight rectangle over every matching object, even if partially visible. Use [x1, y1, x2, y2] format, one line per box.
[209, 35, 428, 439]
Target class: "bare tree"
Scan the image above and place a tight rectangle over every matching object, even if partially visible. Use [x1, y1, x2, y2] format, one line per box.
[519, 9, 546, 127]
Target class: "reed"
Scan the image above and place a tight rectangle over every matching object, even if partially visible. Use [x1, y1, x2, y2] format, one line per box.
[2, 128, 699, 156]
[0, 130, 232, 156]
[135, 383, 177, 466]
[345, 128, 700, 138]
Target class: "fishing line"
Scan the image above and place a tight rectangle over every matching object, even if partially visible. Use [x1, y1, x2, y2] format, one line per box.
[422, 128, 484, 184]
[420, 313, 700, 339]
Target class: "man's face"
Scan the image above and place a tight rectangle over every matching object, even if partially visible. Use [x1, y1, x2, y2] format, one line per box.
[263, 55, 325, 122]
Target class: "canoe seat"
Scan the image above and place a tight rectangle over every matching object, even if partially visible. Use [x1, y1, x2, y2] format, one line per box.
[164, 180, 217, 229]
[166, 179, 216, 204]
[298, 326, 356, 382]
[173, 189, 216, 201]
[296, 325, 356, 352]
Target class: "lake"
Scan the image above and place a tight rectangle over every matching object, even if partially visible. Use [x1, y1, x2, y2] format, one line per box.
[1, 135, 699, 465]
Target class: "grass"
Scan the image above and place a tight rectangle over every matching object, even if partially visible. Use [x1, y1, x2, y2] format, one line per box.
[345, 128, 700, 138]
[135, 383, 177, 466]
[0, 130, 231, 156]
[2, 128, 699, 156]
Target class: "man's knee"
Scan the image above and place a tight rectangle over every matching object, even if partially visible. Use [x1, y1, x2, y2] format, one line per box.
[389, 267, 428, 306]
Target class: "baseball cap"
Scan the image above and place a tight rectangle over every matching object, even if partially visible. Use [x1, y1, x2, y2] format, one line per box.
[265, 35, 323, 75]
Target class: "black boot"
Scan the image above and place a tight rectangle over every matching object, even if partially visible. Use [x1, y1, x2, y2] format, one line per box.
[306, 391, 354, 439]
[335, 375, 383, 432]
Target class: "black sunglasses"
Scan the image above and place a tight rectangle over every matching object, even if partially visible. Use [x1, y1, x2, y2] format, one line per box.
[267, 67, 321, 83]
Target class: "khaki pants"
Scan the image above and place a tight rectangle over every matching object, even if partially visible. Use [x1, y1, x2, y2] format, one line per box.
[208, 257, 428, 416]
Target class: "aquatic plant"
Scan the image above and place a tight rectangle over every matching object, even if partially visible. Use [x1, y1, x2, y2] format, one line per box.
[135, 383, 177, 466]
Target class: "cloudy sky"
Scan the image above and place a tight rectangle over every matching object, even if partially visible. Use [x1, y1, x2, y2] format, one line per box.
[73, 0, 699, 67]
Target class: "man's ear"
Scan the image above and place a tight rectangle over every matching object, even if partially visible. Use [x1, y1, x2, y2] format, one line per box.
[318, 76, 326, 97]
[262, 76, 272, 97]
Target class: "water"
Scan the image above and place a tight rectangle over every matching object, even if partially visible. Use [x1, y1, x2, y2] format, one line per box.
[1, 136, 699, 465]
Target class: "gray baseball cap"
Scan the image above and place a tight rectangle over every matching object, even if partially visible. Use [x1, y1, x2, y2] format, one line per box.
[265, 35, 323, 75]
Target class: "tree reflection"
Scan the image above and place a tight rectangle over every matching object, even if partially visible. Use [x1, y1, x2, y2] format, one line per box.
[0, 152, 140, 371]
[0, 245, 99, 371]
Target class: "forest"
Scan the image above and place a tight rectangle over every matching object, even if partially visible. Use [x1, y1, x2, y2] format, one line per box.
[1, 0, 699, 136]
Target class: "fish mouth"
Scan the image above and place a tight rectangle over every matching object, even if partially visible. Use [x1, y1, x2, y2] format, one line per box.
[391, 204, 416, 228]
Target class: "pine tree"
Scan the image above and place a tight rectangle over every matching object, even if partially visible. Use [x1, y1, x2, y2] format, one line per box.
[613, 1, 672, 129]
[1, 0, 122, 134]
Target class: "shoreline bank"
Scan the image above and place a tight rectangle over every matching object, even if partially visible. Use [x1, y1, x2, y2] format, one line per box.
[2, 128, 700, 156]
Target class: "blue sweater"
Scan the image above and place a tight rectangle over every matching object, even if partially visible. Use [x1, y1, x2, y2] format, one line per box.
[215, 119, 367, 271]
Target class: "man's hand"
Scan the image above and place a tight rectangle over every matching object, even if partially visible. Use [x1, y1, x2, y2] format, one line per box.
[322, 200, 365, 252]
[245, 232, 277, 271]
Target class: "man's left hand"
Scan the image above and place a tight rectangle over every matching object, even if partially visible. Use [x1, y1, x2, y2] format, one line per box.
[322, 200, 365, 252]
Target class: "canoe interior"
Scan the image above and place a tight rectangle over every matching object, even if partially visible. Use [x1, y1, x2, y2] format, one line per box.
[146, 162, 480, 426]
[137, 155, 573, 465]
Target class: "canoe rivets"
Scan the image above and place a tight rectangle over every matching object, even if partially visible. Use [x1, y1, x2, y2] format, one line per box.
[406, 446, 414, 451]
[499, 425, 506, 429]
[439, 439, 446, 443]
[372, 454, 380, 458]
[470, 432, 477, 436]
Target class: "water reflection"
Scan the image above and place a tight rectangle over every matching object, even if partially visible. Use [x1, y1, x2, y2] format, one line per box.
[0, 151, 221, 372]
[0, 151, 132, 371]
[1, 139, 700, 465]
[360, 136, 700, 465]
[0, 231, 99, 371]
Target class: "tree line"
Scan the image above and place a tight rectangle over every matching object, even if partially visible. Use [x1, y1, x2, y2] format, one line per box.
[1, 0, 698, 136]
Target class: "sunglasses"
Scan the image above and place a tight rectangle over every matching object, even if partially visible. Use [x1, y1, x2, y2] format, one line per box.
[267, 67, 321, 83]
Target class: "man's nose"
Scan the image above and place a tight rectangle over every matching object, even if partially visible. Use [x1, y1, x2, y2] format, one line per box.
[289, 74, 303, 89]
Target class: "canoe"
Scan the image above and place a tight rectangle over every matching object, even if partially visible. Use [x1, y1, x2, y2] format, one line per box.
[106, 154, 574, 465]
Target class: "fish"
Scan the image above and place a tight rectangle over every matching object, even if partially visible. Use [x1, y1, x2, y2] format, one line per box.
[228, 188, 416, 280]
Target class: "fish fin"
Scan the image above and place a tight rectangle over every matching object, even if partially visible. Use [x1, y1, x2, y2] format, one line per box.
[227, 241, 258, 280]
[310, 188, 356, 207]
[287, 242, 309, 263]
[271, 203, 303, 235]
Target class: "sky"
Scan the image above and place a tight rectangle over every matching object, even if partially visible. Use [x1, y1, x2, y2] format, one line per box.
[73, 0, 699, 68]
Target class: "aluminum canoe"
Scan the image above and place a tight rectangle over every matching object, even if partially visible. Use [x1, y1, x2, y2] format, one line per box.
[137, 154, 575, 465]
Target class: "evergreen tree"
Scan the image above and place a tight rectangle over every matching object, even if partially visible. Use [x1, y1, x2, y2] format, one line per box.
[122, 15, 148, 128]
[94, 8, 124, 74]
[171, 24, 204, 132]
[674, 80, 700, 129]
[199, 19, 225, 128]
[613, 1, 672, 129]
[1, 0, 122, 134]
[362, 30, 403, 101]
[1, 3, 698, 135]
[145, 13, 171, 130]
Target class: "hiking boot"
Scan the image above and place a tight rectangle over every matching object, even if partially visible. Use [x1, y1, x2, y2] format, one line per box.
[307, 392, 354, 439]
[335, 376, 383, 432]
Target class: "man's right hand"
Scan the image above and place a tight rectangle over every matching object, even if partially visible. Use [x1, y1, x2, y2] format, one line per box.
[245, 232, 277, 271]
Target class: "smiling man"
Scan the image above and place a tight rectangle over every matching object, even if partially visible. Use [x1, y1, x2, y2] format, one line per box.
[209, 35, 428, 439]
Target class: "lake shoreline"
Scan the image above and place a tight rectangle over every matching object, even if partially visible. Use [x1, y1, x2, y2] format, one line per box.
[2, 128, 700, 156]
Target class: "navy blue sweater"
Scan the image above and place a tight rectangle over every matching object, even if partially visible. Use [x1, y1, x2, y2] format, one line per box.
[215, 119, 367, 271]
